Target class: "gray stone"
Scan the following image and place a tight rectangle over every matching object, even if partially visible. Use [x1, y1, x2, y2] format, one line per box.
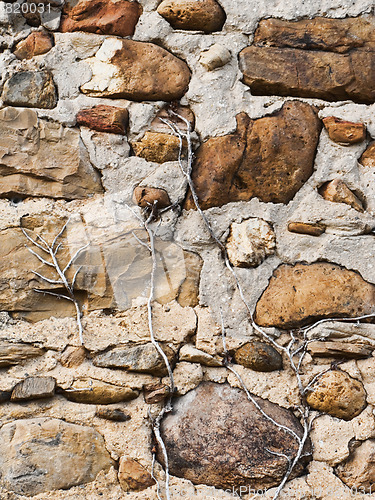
[93, 343, 176, 376]
[0, 418, 114, 495]
[2, 71, 57, 109]
[159, 382, 310, 490]
[11, 376, 56, 401]
[0, 341, 44, 367]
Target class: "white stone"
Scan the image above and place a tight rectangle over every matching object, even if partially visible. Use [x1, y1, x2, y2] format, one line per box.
[200, 44, 231, 71]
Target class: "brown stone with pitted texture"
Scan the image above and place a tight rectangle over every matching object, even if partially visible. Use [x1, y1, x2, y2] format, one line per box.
[319, 179, 364, 212]
[184, 101, 321, 210]
[60, 0, 142, 37]
[359, 141, 375, 168]
[159, 382, 310, 490]
[157, 0, 226, 33]
[77, 105, 129, 135]
[118, 457, 155, 492]
[14, 31, 54, 60]
[132, 132, 181, 163]
[255, 262, 375, 329]
[133, 186, 171, 210]
[288, 222, 326, 236]
[306, 370, 367, 420]
[323, 116, 366, 145]
[234, 341, 282, 372]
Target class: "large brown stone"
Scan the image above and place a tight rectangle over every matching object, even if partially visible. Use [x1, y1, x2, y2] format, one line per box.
[184, 101, 321, 209]
[240, 17, 375, 104]
[60, 0, 142, 37]
[13, 31, 54, 60]
[0, 418, 114, 495]
[255, 262, 375, 329]
[81, 38, 191, 101]
[158, 382, 310, 490]
[157, 0, 226, 33]
[76, 105, 129, 135]
[0, 107, 102, 199]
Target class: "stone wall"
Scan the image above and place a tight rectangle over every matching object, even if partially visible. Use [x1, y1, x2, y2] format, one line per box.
[1, 0, 375, 498]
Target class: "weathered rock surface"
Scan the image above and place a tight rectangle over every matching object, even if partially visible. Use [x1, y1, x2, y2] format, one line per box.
[336, 439, 375, 489]
[200, 43, 231, 70]
[226, 218, 276, 267]
[11, 376, 56, 401]
[95, 407, 131, 422]
[159, 382, 310, 490]
[13, 31, 54, 59]
[255, 262, 375, 329]
[233, 341, 282, 372]
[240, 17, 375, 103]
[323, 116, 366, 145]
[133, 186, 171, 209]
[143, 382, 170, 404]
[359, 141, 375, 168]
[0, 341, 44, 367]
[0, 418, 113, 495]
[2, 71, 57, 109]
[319, 179, 364, 212]
[60, 0, 142, 37]
[308, 341, 372, 359]
[93, 343, 176, 376]
[179, 344, 222, 367]
[81, 38, 190, 101]
[77, 105, 129, 135]
[60, 378, 138, 404]
[157, 0, 226, 33]
[184, 101, 321, 209]
[118, 457, 155, 492]
[0, 107, 102, 199]
[132, 132, 181, 163]
[60, 346, 87, 368]
[306, 370, 367, 420]
[287, 222, 326, 236]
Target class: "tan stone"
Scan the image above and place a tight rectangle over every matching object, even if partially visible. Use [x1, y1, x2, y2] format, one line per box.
[133, 186, 171, 209]
[310, 414, 354, 466]
[165, 361, 203, 395]
[323, 116, 366, 145]
[13, 31, 54, 60]
[150, 104, 195, 135]
[319, 179, 364, 212]
[81, 38, 190, 102]
[179, 344, 222, 367]
[0, 418, 114, 495]
[60, 378, 138, 404]
[359, 141, 375, 168]
[0, 107, 102, 199]
[132, 132, 181, 163]
[226, 218, 276, 268]
[60, 346, 87, 368]
[76, 105, 129, 134]
[308, 341, 372, 359]
[306, 370, 367, 420]
[60, 0, 142, 37]
[177, 251, 203, 307]
[0, 341, 44, 367]
[200, 43, 231, 70]
[287, 222, 326, 236]
[11, 376, 56, 401]
[157, 0, 226, 33]
[336, 439, 375, 490]
[185, 101, 321, 209]
[118, 457, 155, 492]
[255, 262, 375, 329]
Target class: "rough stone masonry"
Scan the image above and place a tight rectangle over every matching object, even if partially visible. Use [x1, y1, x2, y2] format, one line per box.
[1, 0, 375, 499]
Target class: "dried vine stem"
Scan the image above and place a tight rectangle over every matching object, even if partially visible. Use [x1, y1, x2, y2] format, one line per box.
[21, 219, 88, 345]
[124, 202, 175, 500]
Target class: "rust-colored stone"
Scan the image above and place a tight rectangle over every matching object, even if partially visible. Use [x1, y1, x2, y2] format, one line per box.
[60, 0, 142, 37]
[133, 186, 171, 210]
[184, 101, 321, 210]
[255, 262, 375, 329]
[288, 222, 326, 236]
[323, 116, 366, 145]
[359, 141, 375, 168]
[319, 179, 364, 212]
[132, 132, 181, 163]
[157, 0, 226, 33]
[77, 105, 129, 135]
[118, 457, 155, 492]
[13, 31, 54, 60]
[159, 382, 310, 490]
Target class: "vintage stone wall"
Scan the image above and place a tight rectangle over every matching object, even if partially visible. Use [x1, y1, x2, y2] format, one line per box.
[1, 0, 375, 498]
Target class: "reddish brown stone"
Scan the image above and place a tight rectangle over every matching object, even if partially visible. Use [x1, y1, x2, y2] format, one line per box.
[133, 186, 171, 210]
[359, 141, 375, 168]
[118, 457, 155, 492]
[60, 0, 142, 37]
[76, 105, 129, 135]
[157, 0, 226, 33]
[184, 101, 321, 210]
[143, 382, 170, 404]
[13, 31, 54, 60]
[255, 262, 375, 329]
[319, 179, 364, 212]
[323, 116, 366, 145]
[288, 222, 326, 236]
[240, 17, 375, 104]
